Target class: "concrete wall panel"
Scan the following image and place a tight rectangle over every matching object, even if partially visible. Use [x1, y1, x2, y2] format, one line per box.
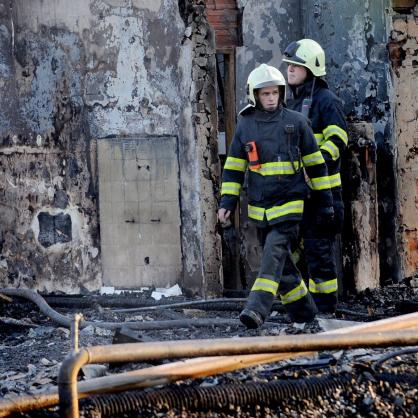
[98, 136, 182, 288]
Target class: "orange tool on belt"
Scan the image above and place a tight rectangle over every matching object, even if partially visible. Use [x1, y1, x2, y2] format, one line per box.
[244, 141, 261, 170]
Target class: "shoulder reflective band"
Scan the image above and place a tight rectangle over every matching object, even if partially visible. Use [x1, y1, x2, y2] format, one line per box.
[314, 133, 325, 145]
[257, 161, 301, 175]
[302, 150, 325, 167]
[280, 280, 308, 305]
[309, 278, 338, 294]
[328, 173, 342, 188]
[265, 200, 304, 221]
[320, 140, 340, 161]
[251, 277, 279, 295]
[224, 157, 247, 172]
[248, 205, 265, 221]
[309, 175, 331, 191]
[221, 182, 241, 196]
[323, 125, 348, 146]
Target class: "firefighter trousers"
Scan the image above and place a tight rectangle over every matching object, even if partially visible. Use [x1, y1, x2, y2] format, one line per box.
[244, 221, 318, 323]
[302, 197, 344, 313]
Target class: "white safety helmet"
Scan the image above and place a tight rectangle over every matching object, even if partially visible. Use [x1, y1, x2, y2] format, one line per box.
[282, 39, 326, 77]
[246, 63, 286, 107]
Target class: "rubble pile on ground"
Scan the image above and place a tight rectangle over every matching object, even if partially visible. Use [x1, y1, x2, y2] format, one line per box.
[0, 284, 417, 417]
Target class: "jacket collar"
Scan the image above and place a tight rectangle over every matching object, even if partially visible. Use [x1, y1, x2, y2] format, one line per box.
[253, 105, 284, 122]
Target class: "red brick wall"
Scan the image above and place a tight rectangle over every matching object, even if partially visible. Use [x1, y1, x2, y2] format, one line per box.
[205, 0, 239, 49]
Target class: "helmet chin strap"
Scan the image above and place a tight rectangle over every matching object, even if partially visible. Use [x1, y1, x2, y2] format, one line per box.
[309, 77, 316, 100]
[293, 76, 316, 98]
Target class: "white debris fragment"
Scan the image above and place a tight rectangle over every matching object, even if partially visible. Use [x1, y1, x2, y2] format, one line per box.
[100, 286, 149, 295]
[56, 327, 70, 338]
[317, 317, 361, 332]
[40, 358, 52, 366]
[151, 284, 182, 301]
[93, 327, 113, 337]
[81, 364, 108, 380]
[100, 286, 115, 295]
[184, 26, 192, 37]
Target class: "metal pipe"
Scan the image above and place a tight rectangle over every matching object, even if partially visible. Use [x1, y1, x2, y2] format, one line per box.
[71, 314, 83, 352]
[58, 328, 418, 418]
[58, 350, 90, 418]
[0, 353, 298, 417]
[2, 311, 418, 417]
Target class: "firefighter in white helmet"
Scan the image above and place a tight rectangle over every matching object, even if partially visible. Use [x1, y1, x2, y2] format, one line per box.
[218, 63, 334, 328]
[283, 39, 348, 314]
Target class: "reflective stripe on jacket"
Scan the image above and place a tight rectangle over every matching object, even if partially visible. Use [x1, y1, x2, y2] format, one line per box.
[288, 79, 347, 199]
[220, 106, 333, 227]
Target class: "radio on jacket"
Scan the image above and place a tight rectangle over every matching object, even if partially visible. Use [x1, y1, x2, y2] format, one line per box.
[301, 98, 312, 119]
[244, 141, 261, 170]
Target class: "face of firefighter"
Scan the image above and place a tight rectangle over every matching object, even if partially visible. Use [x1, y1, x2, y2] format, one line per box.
[255, 86, 280, 111]
[287, 63, 308, 86]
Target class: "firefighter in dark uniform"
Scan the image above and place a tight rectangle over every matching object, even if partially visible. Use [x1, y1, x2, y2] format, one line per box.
[218, 63, 334, 328]
[283, 39, 348, 314]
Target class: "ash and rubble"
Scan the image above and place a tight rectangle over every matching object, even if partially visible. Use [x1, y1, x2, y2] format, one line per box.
[0, 284, 417, 417]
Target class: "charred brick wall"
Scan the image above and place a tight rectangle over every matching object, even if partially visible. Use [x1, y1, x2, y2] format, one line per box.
[205, 0, 240, 49]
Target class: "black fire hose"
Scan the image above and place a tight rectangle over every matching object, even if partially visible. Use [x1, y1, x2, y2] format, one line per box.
[372, 346, 418, 371]
[40, 294, 379, 319]
[79, 372, 418, 417]
[41, 295, 287, 313]
[0, 289, 267, 331]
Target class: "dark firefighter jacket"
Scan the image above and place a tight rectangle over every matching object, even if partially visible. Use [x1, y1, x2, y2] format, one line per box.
[220, 105, 333, 228]
[287, 78, 348, 200]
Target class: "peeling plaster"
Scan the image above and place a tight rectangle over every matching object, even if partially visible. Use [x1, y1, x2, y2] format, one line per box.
[0, 0, 221, 294]
[132, 0, 162, 13]
[392, 14, 418, 277]
[236, 0, 399, 287]
[236, 0, 302, 110]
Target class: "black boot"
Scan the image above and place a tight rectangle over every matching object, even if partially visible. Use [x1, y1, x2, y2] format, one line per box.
[239, 308, 264, 329]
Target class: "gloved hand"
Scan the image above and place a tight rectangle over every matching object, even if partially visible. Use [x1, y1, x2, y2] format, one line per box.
[316, 206, 335, 229]
[218, 208, 233, 231]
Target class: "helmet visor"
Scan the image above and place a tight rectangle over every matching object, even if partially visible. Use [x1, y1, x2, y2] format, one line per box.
[253, 80, 283, 89]
[283, 41, 306, 64]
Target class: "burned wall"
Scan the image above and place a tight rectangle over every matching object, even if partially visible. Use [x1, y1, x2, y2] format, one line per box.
[303, 0, 400, 285]
[390, 10, 418, 279]
[235, 0, 402, 290]
[179, 0, 222, 296]
[0, 0, 221, 294]
[235, 0, 303, 110]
